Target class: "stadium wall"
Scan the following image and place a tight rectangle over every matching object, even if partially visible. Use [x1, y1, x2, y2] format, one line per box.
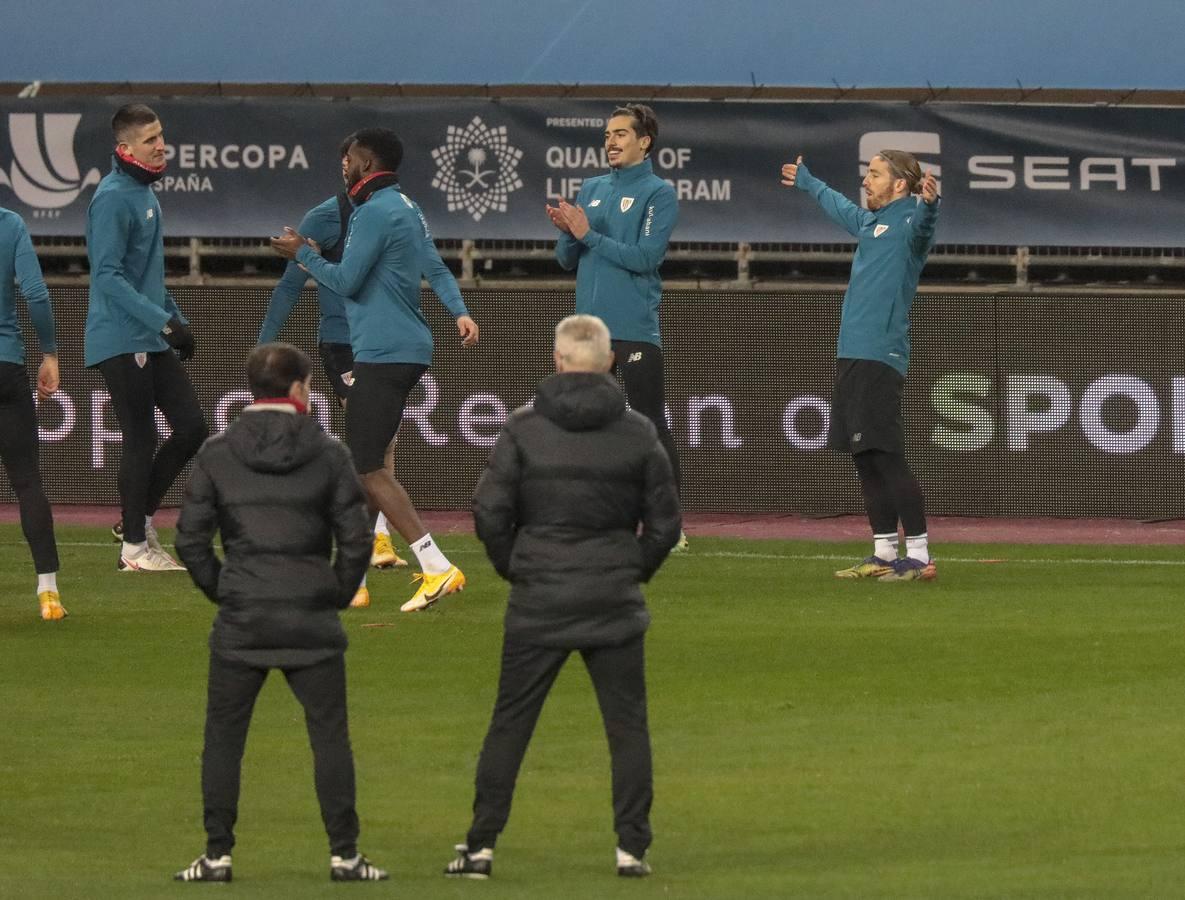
[1, 287, 1182, 519]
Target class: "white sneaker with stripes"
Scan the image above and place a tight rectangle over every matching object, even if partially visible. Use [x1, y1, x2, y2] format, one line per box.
[173, 854, 232, 882]
[330, 853, 388, 881]
[443, 844, 493, 879]
[616, 848, 652, 877]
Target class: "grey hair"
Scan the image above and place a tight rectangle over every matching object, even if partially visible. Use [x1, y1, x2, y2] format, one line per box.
[554, 314, 612, 371]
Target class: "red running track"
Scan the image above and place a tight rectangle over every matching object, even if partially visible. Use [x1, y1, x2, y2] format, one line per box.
[2, 505, 1182, 546]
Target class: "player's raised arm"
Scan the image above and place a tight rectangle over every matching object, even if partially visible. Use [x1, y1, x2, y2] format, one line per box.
[782, 155, 874, 238]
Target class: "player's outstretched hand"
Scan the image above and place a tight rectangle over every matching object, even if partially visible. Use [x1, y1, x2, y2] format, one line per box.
[36, 353, 59, 400]
[920, 168, 939, 204]
[270, 227, 306, 259]
[457, 315, 479, 348]
[780, 155, 804, 188]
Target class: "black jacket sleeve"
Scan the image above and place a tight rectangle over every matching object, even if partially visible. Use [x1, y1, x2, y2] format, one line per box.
[472, 426, 521, 580]
[175, 454, 223, 603]
[328, 450, 372, 608]
[637, 440, 682, 582]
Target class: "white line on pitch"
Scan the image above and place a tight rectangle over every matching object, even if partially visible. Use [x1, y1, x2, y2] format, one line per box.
[21, 543, 1182, 567]
[693, 551, 1185, 566]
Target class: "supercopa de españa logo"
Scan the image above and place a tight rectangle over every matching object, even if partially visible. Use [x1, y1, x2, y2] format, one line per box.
[431, 116, 523, 222]
[0, 113, 101, 215]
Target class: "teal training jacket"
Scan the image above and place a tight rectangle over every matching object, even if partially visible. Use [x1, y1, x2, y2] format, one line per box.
[0, 207, 55, 364]
[296, 184, 468, 365]
[259, 196, 352, 346]
[555, 158, 678, 347]
[795, 162, 939, 375]
[84, 161, 186, 367]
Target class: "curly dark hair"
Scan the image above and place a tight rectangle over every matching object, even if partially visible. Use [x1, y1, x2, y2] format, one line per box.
[610, 103, 658, 157]
[349, 128, 404, 173]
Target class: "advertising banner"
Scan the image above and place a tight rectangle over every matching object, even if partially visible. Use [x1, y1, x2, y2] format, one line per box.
[3, 287, 1183, 519]
[1, 99, 1183, 245]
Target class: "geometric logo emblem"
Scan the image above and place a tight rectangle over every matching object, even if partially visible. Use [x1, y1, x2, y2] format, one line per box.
[431, 116, 523, 222]
[0, 113, 101, 209]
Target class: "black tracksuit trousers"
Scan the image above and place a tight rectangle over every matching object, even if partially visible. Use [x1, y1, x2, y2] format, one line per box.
[467, 634, 653, 858]
[201, 652, 360, 859]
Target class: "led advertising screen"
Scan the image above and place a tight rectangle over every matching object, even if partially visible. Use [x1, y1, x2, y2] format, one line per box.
[2, 287, 1182, 519]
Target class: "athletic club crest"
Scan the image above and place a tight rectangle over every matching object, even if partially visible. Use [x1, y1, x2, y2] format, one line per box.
[620, 197, 634, 213]
[431, 116, 524, 223]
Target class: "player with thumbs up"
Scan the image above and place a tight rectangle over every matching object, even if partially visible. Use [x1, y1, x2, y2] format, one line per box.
[780, 150, 941, 582]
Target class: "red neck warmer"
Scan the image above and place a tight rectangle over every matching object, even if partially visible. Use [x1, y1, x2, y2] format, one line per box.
[115, 145, 166, 175]
[253, 397, 308, 415]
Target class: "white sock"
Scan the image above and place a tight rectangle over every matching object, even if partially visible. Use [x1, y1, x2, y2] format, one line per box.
[37, 572, 58, 593]
[905, 534, 930, 564]
[374, 512, 389, 537]
[123, 540, 148, 557]
[411, 533, 450, 575]
[145, 515, 154, 529]
[873, 532, 899, 560]
[357, 572, 367, 589]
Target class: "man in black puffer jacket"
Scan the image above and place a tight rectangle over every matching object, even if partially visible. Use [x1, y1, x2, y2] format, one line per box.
[444, 314, 681, 882]
[173, 343, 387, 883]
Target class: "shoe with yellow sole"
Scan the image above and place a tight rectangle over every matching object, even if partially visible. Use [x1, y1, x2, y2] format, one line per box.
[834, 555, 895, 579]
[38, 590, 67, 621]
[878, 557, 937, 582]
[401, 565, 465, 613]
[371, 533, 407, 569]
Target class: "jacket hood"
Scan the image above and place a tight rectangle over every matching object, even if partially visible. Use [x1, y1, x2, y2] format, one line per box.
[534, 372, 626, 432]
[225, 409, 325, 474]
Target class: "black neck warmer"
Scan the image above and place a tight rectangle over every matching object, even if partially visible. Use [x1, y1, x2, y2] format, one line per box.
[114, 148, 166, 185]
[348, 171, 399, 204]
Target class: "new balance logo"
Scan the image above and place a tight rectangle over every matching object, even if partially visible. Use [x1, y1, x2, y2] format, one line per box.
[0, 113, 101, 211]
[627, 351, 643, 363]
[418, 540, 431, 551]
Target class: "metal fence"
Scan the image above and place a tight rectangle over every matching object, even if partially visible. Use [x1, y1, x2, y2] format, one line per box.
[31, 236, 1185, 291]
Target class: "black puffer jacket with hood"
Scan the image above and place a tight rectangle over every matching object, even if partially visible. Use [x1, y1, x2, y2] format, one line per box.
[473, 372, 682, 648]
[176, 405, 371, 667]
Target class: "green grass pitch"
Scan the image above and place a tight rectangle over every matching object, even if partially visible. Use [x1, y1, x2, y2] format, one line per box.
[2, 524, 1183, 898]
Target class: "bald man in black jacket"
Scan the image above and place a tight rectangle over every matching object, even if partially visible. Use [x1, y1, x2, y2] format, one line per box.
[444, 314, 681, 882]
